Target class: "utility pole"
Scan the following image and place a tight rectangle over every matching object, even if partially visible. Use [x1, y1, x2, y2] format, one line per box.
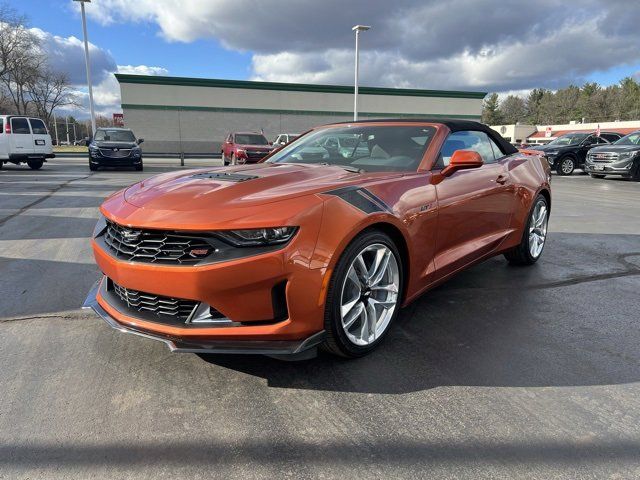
[352, 25, 371, 121]
[65, 116, 70, 145]
[53, 111, 59, 146]
[74, 0, 97, 136]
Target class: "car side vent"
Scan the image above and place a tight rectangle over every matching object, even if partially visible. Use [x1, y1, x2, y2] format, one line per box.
[191, 172, 259, 182]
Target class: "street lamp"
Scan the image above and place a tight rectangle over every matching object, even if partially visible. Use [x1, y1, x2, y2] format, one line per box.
[352, 25, 370, 122]
[73, 0, 96, 136]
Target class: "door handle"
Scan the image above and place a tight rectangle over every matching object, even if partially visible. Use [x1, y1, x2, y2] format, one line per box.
[496, 174, 509, 184]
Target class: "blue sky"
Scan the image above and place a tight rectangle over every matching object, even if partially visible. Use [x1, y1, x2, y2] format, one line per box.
[15, 0, 252, 80]
[9, 0, 640, 118]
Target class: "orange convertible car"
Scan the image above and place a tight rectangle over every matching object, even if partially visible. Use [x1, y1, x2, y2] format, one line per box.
[84, 120, 551, 358]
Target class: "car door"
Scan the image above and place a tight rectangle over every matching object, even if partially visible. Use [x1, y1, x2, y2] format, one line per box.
[433, 130, 515, 278]
[10, 117, 34, 155]
[578, 135, 600, 165]
[29, 118, 50, 156]
[222, 134, 232, 156]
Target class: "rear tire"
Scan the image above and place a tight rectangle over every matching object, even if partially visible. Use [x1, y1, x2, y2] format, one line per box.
[504, 194, 549, 266]
[27, 159, 43, 170]
[556, 156, 575, 175]
[322, 230, 403, 358]
[590, 173, 605, 179]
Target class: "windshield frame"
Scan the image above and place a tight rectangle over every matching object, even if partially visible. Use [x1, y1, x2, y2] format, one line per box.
[94, 129, 136, 143]
[613, 131, 640, 146]
[234, 134, 269, 146]
[265, 123, 439, 173]
[547, 133, 588, 147]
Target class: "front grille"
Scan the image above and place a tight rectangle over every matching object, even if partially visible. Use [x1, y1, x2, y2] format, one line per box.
[246, 150, 269, 161]
[103, 220, 212, 264]
[111, 280, 197, 320]
[99, 148, 131, 158]
[589, 152, 618, 163]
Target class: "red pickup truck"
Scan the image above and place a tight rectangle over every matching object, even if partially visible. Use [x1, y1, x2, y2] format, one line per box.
[221, 132, 274, 165]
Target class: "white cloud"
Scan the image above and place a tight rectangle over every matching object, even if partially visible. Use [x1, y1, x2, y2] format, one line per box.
[72, 0, 640, 92]
[88, 65, 170, 116]
[31, 27, 116, 85]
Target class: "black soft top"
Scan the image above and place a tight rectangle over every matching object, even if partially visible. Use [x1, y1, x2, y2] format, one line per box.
[329, 118, 518, 155]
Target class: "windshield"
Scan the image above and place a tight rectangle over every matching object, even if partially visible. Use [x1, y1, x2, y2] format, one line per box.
[614, 132, 640, 145]
[547, 134, 588, 146]
[235, 134, 269, 145]
[267, 125, 437, 172]
[94, 129, 136, 142]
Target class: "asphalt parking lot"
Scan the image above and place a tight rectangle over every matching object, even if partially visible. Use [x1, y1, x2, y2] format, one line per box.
[1, 158, 639, 479]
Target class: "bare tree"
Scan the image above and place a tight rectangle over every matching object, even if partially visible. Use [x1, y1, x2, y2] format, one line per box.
[0, 3, 42, 115]
[0, 3, 31, 78]
[27, 69, 79, 124]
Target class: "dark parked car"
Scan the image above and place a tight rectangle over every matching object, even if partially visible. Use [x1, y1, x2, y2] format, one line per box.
[530, 131, 623, 175]
[584, 130, 640, 180]
[88, 128, 144, 171]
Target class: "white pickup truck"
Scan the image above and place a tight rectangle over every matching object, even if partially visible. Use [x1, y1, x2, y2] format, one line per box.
[0, 115, 55, 170]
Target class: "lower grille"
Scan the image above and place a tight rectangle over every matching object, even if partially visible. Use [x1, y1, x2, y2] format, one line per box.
[246, 150, 269, 161]
[99, 148, 131, 158]
[103, 220, 213, 264]
[111, 280, 197, 320]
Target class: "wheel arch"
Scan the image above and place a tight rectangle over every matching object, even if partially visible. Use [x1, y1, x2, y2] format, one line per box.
[352, 221, 411, 304]
[538, 187, 551, 212]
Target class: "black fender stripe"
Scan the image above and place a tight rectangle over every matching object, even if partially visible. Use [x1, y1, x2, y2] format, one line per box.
[324, 186, 393, 214]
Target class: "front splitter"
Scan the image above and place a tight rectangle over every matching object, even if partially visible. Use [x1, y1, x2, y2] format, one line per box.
[82, 279, 325, 360]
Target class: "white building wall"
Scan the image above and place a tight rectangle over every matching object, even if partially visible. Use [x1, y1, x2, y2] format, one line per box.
[118, 75, 485, 153]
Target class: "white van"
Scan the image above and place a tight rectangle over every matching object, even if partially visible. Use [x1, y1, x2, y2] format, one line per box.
[0, 115, 55, 170]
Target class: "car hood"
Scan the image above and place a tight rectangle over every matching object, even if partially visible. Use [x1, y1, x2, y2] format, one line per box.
[93, 141, 138, 149]
[103, 163, 401, 228]
[237, 144, 272, 151]
[530, 144, 573, 152]
[588, 144, 640, 153]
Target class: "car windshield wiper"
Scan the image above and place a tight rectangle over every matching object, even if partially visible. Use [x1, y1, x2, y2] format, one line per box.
[319, 162, 364, 173]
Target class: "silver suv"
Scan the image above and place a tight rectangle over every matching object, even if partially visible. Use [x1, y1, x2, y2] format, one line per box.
[585, 130, 640, 180]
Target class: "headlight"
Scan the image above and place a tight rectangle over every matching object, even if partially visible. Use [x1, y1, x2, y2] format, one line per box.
[618, 152, 633, 161]
[93, 213, 107, 238]
[216, 227, 298, 247]
[132, 147, 141, 157]
[545, 150, 559, 156]
[89, 145, 99, 154]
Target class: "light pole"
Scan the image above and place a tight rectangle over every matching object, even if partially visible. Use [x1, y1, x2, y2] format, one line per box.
[74, 0, 96, 137]
[352, 25, 370, 122]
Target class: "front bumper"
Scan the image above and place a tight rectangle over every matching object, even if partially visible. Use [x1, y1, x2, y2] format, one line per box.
[83, 278, 325, 358]
[89, 153, 142, 167]
[584, 159, 634, 176]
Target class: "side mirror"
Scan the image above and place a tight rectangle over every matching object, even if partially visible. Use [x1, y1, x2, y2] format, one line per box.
[84, 136, 91, 143]
[137, 138, 144, 144]
[441, 150, 483, 177]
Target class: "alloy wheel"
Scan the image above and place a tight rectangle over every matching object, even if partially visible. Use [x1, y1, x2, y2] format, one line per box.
[339, 243, 400, 346]
[529, 200, 548, 258]
[561, 158, 574, 174]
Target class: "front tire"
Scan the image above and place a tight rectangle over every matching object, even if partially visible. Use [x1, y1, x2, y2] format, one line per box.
[135, 161, 143, 171]
[222, 152, 229, 165]
[504, 194, 549, 266]
[556, 156, 575, 175]
[27, 159, 43, 170]
[322, 230, 403, 358]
